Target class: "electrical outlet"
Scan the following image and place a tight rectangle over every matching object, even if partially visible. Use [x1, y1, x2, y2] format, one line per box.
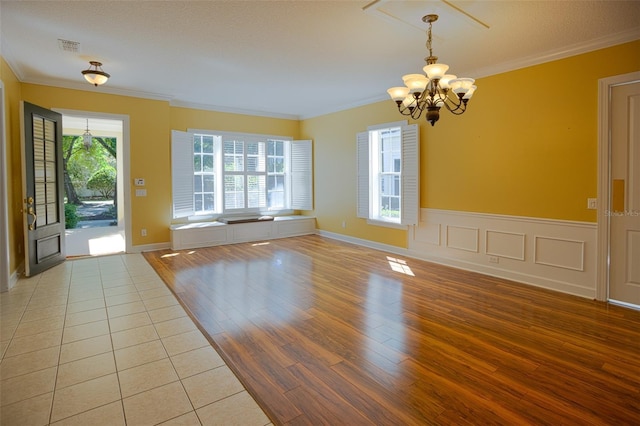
[141, 228, 147, 237]
[489, 255, 499, 263]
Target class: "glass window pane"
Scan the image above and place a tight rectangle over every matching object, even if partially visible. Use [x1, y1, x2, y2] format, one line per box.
[194, 175, 202, 192]
[44, 119, 55, 142]
[194, 155, 202, 172]
[45, 141, 55, 162]
[35, 183, 46, 205]
[194, 136, 202, 153]
[46, 183, 57, 204]
[247, 142, 259, 155]
[203, 155, 214, 172]
[275, 158, 284, 173]
[202, 136, 214, 153]
[203, 194, 214, 211]
[203, 175, 214, 192]
[34, 138, 44, 161]
[36, 204, 45, 227]
[45, 162, 56, 182]
[247, 156, 259, 172]
[276, 141, 284, 156]
[47, 203, 58, 224]
[34, 161, 45, 182]
[195, 195, 203, 212]
[32, 117, 43, 140]
[268, 191, 284, 209]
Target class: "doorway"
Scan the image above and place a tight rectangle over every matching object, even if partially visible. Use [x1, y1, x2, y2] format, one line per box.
[597, 71, 640, 308]
[57, 110, 131, 257]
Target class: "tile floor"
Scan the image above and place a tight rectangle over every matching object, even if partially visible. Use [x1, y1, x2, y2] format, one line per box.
[0, 254, 272, 426]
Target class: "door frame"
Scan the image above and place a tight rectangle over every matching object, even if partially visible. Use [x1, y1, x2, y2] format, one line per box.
[596, 71, 640, 301]
[0, 80, 10, 291]
[54, 109, 132, 254]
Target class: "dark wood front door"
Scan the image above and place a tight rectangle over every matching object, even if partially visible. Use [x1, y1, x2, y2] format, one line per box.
[22, 101, 66, 276]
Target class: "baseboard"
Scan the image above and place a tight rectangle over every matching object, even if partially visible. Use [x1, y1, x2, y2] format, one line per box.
[318, 230, 410, 257]
[8, 262, 24, 291]
[129, 242, 172, 253]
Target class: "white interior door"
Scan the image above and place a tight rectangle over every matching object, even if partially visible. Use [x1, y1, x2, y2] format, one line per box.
[609, 81, 640, 306]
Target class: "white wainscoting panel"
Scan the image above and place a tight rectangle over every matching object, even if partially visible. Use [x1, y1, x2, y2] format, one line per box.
[446, 226, 479, 252]
[534, 236, 585, 271]
[409, 209, 597, 299]
[486, 230, 525, 261]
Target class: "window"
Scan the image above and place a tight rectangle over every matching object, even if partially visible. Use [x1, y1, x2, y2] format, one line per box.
[172, 130, 312, 219]
[357, 122, 418, 227]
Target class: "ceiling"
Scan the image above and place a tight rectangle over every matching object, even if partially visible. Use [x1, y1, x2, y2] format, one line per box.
[2, 0, 639, 120]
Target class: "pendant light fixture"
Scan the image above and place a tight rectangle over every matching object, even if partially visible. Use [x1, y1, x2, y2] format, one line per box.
[81, 61, 110, 86]
[82, 119, 93, 150]
[387, 14, 477, 126]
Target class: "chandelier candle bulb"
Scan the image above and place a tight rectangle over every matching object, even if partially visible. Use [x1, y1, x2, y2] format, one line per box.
[386, 13, 477, 126]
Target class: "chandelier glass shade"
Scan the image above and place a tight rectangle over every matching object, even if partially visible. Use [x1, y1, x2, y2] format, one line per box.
[387, 14, 476, 126]
[81, 61, 110, 86]
[82, 119, 93, 150]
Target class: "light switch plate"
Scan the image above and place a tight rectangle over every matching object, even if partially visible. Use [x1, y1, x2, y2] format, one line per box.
[587, 198, 597, 209]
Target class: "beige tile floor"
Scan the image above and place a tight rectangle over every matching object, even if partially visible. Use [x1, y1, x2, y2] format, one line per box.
[0, 254, 272, 426]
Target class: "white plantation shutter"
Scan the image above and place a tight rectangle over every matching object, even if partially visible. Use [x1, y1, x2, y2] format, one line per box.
[291, 140, 313, 210]
[356, 131, 370, 218]
[400, 124, 419, 225]
[171, 130, 195, 218]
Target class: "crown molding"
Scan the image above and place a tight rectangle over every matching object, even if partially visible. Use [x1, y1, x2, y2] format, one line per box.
[169, 100, 300, 121]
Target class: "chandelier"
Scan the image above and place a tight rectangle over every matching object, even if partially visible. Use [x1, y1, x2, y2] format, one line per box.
[387, 14, 476, 126]
[81, 61, 110, 86]
[82, 119, 93, 150]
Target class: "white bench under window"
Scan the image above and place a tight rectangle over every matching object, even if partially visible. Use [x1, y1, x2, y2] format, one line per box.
[170, 215, 316, 250]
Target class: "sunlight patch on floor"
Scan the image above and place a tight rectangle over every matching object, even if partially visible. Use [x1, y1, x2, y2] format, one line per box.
[387, 256, 415, 276]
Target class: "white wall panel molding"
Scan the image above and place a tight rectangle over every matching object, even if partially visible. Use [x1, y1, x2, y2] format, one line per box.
[534, 236, 585, 271]
[485, 230, 526, 261]
[409, 209, 597, 299]
[446, 226, 479, 252]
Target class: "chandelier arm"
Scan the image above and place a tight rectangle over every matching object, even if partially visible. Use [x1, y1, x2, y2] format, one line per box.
[442, 99, 467, 115]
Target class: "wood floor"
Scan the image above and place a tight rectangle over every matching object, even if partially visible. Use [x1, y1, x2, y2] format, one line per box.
[143, 235, 640, 425]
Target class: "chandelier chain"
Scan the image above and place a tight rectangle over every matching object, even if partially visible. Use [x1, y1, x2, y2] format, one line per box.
[426, 21, 433, 61]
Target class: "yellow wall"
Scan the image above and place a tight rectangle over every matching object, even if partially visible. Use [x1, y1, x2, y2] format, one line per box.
[4, 79, 300, 274]
[302, 40, 640, 246]
[20, 84, 173, 246]
[3, 40, 640, 277]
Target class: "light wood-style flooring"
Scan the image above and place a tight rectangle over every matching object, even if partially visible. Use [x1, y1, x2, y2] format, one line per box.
[143, 235, 640, 425]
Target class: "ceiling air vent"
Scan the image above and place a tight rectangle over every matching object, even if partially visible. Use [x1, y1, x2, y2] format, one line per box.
[57, 39, 80, 53]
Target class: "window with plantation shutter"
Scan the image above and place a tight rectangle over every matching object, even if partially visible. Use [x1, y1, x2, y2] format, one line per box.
[171, 130, 195, 218]
[356, 122, 419, 227]
[291, 140, 313, 210]
[171, 130, 312, 219]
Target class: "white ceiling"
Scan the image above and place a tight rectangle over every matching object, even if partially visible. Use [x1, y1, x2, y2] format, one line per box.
[2, 0, 639, 120]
